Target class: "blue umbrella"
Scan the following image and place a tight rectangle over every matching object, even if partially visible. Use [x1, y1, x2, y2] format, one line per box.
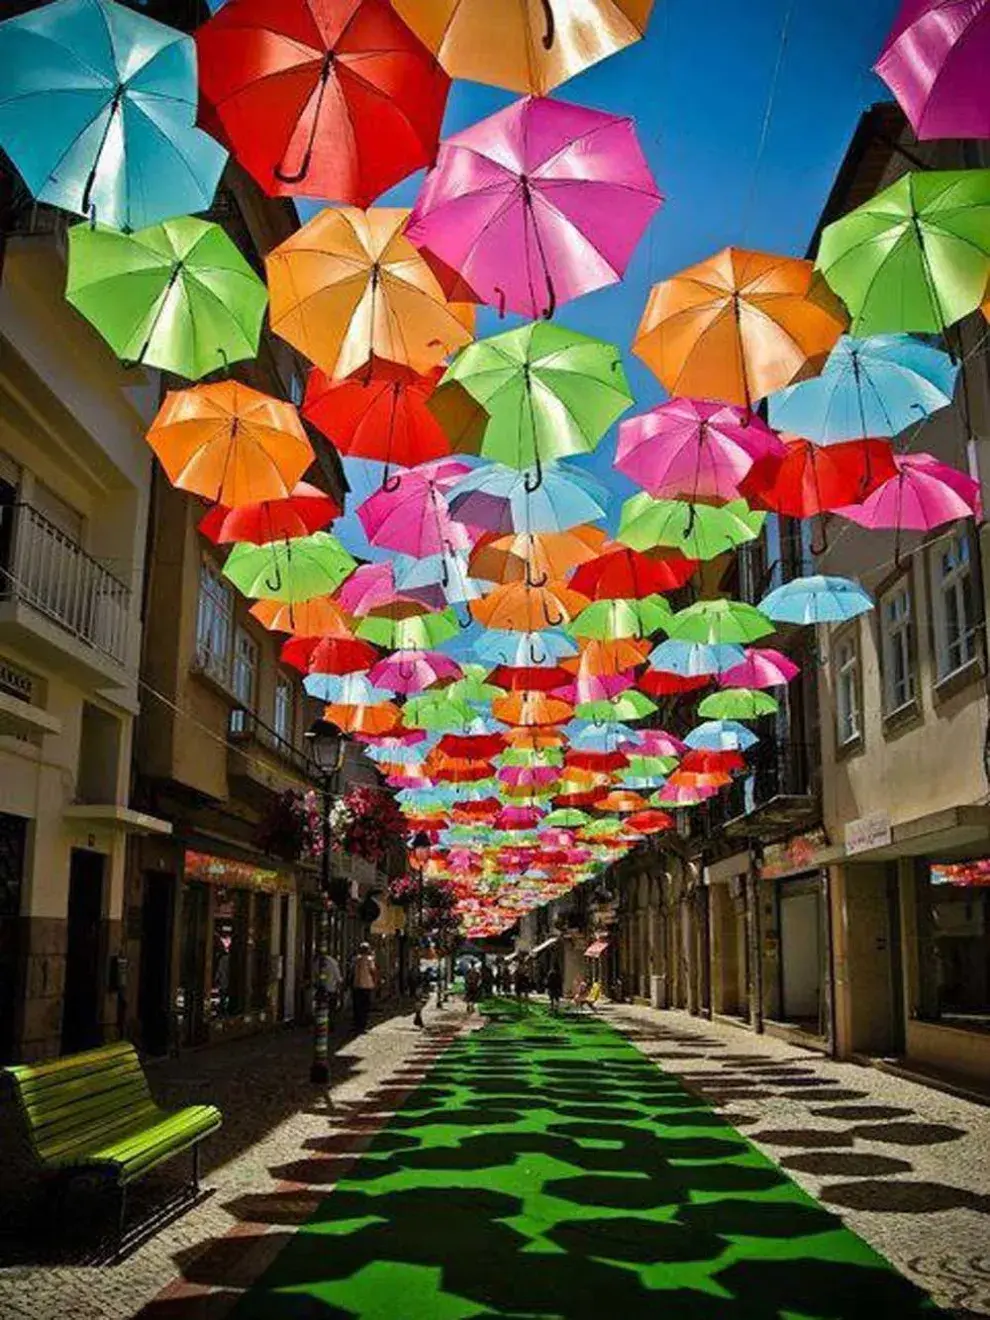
[394, 551, 484, 604]
[760, 575, 873, 625]
[685, 721, 759, 752]
[446, 462, 608, 534]
[768, 335, 958, 442]
[0, 0, 226, 231]
[648, 639, 746, 676]
[302, 673, 393, 705]
[566, 722, 638, 751]
[473, 629, 578, 666]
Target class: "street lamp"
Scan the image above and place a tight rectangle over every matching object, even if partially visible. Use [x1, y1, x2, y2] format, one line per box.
[409, 830, 431, 1028]
[305, 720, 344, 1085]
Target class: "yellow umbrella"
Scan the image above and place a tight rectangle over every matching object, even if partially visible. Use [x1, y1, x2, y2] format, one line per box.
[266, 206, 474, 380]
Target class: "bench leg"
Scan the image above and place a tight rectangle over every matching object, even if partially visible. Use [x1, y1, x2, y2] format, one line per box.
[191, 1143, 201, 1195]
[115, 1183, 127, 1260]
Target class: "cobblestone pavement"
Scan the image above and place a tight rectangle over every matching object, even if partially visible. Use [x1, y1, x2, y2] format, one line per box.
[0, 998, 467, 1320]
[607, 1003, 990, 1319]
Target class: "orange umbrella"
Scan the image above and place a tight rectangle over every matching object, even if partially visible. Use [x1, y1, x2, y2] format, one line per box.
[323, 702, 402, 736]
[250, 595, 353, 637]
[469, 527, 607, 585]
[666, 769, 732, 791]
[147, 382, 314, 506]
[266, 206, 474, 381]
[504, 726, 566, 750]
[595, 790, 650, 813]
[633, 247, 847, 410]
[471, 581, 589, 632]
[492, 691, 574, 727]
[562, 637, 650, 676]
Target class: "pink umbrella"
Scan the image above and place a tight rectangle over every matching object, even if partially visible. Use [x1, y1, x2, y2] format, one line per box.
[335, 562, 411, 615]
[835, 452, 981, 531]
[719, 648, 801, 690]
[368, 650, 463, 695]
[616, 399, 784, 501]
[356, 729, 428, 748]
[655, 782, 718, 806]
[406, 97, 662, 320]
[358, 460, 475, 557]
[628, 730, 687, 758]
[497, 765, 561, 788]
[555, 673, 635, 705]
[496, 805, 545, 830]
[875, 0, 990, 141]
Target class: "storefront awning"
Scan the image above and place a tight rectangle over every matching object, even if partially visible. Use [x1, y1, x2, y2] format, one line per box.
[585, 939, 609, 958]
[530, 936, 559, 956]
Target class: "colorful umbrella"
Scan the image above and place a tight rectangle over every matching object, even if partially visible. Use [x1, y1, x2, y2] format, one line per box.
[402, 692, 477, 730]
[816, 170, 990, 336]
[665, 599, 774, 646]
[648, 639, 745, 676]
[357, 608, 460, 650]
[224, 532, 356, 601]
[284, 635, 379, 676]
[250, 595, 351, 636]
[0, 0, 226, 230]
[759, 575, 874, 625]
[684, 720, 759, 752]
[768, 334, 959, 441]
[618, 495, 765, 560]
[407, 97, 661, 320]
[493, 691, 574, 727]
[475, 630, 578, 667]
[471, 582, 589, 632]
[633, 247, 847, 410]
[391, 0, 654, 95]
[357, 460, 475, 558]
[569, 596, 671, 641]
[719, 648, 800, 690]
[66, 218, 268, 378]
[446, 462, 608, 534]
[570, 545, 698, 599]
[200, 482, 338, 543]
[469, 528, 607, 586]
[266, 206, 474, 379]
[874, 0, 990, 141]
[394, 551, 483, 605]
[741, 437, 898, 519]
[368, 651, 463, 695]
[639, 669, 711, 698]
[323, 700, 403, 736]
[576, 691, 657, 723]
[835, 452, 981, 531]
[698, 688, 779, 720]
[195, 0, 449, 204]
[336, 562, 419, 616]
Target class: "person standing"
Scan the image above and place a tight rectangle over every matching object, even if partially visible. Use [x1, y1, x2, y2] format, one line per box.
[464, 965, 481, 1015]
[352, 942, 378, 1034]
[325, 949, 342, 1028]
[546, 963, 563, 1013]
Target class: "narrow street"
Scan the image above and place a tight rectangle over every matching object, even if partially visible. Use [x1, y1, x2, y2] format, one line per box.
[3, 999, 986, 1320]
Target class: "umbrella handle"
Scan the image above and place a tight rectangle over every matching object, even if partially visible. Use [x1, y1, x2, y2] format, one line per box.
[541, 0, 556, 48]
[381, 466, 403, 494]
[529, 637, 545, 665]
[494, 286, 507, 319]
[440, 555, 451, 589]
[265, 563, 283, 592]
[810, 515, 828, 558]
[456, 605, 473, 630]
[274, 53, 335, 185]
[525, 561, 549, 589]
[542, 598, 564, 628]
[541, 275, 556, 320]
[524, 452, 544, 493]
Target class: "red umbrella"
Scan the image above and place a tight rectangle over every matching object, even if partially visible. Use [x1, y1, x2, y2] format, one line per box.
[639, 669, 710, 698]
[281, 633, 378, 675]
[437, 733, 507, 759]
[554, 789, 608, 809]
[565, 750, 628, 773]
[487, 665, 574, 693]
[570, 545, 698, 599]
[680, 749, 746, 774]
[198, 482, 340, 544]
[741, 437, 897, 519]
[195, 0, 450, 204]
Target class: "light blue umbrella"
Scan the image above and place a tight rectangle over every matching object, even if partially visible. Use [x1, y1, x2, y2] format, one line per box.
[566, 722, 638, 751]
[648, 639, 746, 676]
[685, 720, 759, 752]
[394, 551, 484, 604]
[760, 575, 874, 625]
[0, 0, 226, 231]
[302, 673, 393, 705]
[473, 629, 578, 665]
[445, 462, 608, 534]
[768, 335, 959, 442]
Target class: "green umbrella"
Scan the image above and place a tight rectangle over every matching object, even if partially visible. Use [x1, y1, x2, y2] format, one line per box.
[223, 533, 355, 603]
[402, 692, 476, 730]
[499, 747, 565, 768]
[445, 664, 503, 706]
[626, 754, 680, 777]
[356, 609, 460, 650]
[816, 169, 990, 336]
[618, 495, 765, 560]
[543, 808, 591, 828]
[66, 217, 268, 379]
[439, 321, 632, 485]
[576, 691, 657, 724]
[569, 595, 671, 641]
[698, 688, 779, 720]
[582, 818, 624, 837]
[666, 598, 774, 646]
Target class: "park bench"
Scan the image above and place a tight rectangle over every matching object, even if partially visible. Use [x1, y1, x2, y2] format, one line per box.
[2, 1040, 222, 1253]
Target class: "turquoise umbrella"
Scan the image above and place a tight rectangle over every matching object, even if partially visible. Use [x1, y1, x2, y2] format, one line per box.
[0, 0, 226, 231]
[760, 575, 874, 626]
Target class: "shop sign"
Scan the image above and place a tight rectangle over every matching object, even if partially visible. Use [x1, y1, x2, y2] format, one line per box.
[844, 811, 891, 857]
[184, 849, 293, 893]
[760, 828, 829, 880]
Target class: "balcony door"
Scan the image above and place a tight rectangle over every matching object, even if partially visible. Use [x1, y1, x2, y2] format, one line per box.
[61, 848, 106, 1055]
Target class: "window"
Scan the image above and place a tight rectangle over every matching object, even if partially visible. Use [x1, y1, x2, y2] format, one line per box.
[931, 531, 978, 681]
[880, 582, 915, 714]
[834, 632, 860, 747]
[229, 627, 258, 734]
[274, 672, 294, 746]
[195, 563, 232, 685]
[915, 861, 990, 1029]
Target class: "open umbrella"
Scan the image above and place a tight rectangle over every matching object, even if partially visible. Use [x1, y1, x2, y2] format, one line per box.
[66, 218, 268, 378]
[357, 460, 474, 559]
[439, 322, 632, 485]
[391, 0, 654, 95]
[719, 648, 800, 690]
[368, 651, 463, 695]
[698, 688, 779, 720]
[407, 97, 661, 320]
[446, 462, 608, 534]
[266, 206, 474, 379]
[402, 692, 477, 730]
[684, 720, 759, 752]
[570, 545, 698, 598]
[639, 669, 710, 698]
[618, 495, 765, 560]
[666, 599, 774, 647]
[394, 551, 483, 606]
[816, 170, 990, 336]
[759, 575, 874, 625]
[633, 248, 847, 410]
[357, 607, 460, 650]
[768, 334, 959, 441]
[469, 527, 606, 586]
[0, 0, 226, 230]
[283, 634, 379, 676]
[200, 482, 338, 543]
[648, 639, 745, 676]
[874, 0, 990, 141]
[250, 595, 351, 636]
[575, 691, 657, 723]
[471, 582, 589, 632]
[195, 0, 449, 204]
[741, 437, 898, 519]
[223, 532, 356, 601]
[569, 596, 671, 641]
[835, 452, 981, 532]
[492, 691, 574, 727]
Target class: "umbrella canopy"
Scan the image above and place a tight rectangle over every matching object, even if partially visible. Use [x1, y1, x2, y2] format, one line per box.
[224, 532, 356, 602]
[357, 607, 460, 650]
[446, 462, 608, 534]
[665, 598, 774, 646]
[759, 575, 874, 625]
[640, 668, 710, 698]
[575, 691, 657, 723]
[719, 648, 800, 690]
[469, 527, 606, 586]
[336, 562, 418, 616]
[698, 688, 779, 720]
[648, 639, 745, 676]
[391, 0, 654, 95]
[633, 247, 847, 410]
[570, 545, 698, 599]
[0, 0, 226, 230]
[394, 551, 483, 605]
[357, 459, 474, 557]
[874, 0, 990, 141]
[250, 595, 351, 636]
[284, 635, 379, 676]
[684, 720, 759, 752]
[471, 582, 589, 632]
[407, 96, 661, 320]
[66, 218, 268, 379]
[617, 399, 783, 502]
[741, 437, 898, 518]
[368, 650, 463, 695]
[439, 323, 632, 482]
[266, 206, 474, 379]
[149, 385, 313, 506]
[618, 494, 765, 560]
[835, 452, 981, 531]
[569, 596, 671, 641]
[768, 334, 959, 442]
[323, 700, 403, 736]
[492, 691, 573, 727]
[402, 691, 477, 730]
[816, 170, 990, 336]
[195, 0, 449, 205]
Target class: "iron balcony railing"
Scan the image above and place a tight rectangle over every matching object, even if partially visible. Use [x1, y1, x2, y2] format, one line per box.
[228, 706, 314, 779]
[0, 502, 131, 666]
[692, 739, 821, 840]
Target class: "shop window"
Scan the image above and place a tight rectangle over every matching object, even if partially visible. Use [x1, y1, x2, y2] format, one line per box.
[196, 562, 232, 686]
[210, 886, 249, 1019]
[252, 892, 273, 1012]
[930, 531, 978, 682]
[918, 862, 990, 1028]
[834, 630, 861, 747]
[274, 672, 294, 746]
[229, 627, 258, 734]
[880, 581, 915, 715]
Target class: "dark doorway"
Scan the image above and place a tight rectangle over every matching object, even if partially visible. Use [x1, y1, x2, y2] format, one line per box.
[138, 871, 174, 1056]
[0, 476, 18, 591]
[61, 849, 106, 1055]
[0, 812, 27, 1064]
[179, 880, 209, 1047]
[277, 894, 289, 1020]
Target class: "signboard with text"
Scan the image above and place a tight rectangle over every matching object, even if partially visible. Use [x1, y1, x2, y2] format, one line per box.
[844, 811, 892, 857]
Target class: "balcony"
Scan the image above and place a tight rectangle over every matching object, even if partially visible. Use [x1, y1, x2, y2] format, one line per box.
[719, 740, 821, 843]
[0, 503, 132, 688]
[227, 706, 316, 803]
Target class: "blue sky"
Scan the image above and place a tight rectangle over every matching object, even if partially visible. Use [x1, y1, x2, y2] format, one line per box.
[286, 0, 903, 551]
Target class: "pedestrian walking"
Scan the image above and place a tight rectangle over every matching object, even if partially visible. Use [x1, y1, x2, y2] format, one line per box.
[351, 941, 378, 1034]
[480, 960, 494, 998]
[464, 965, 481, 1015]
[572, 977, 589, 1012]
[546, 964, 563, 1013]
[325, 949, 342, 1027]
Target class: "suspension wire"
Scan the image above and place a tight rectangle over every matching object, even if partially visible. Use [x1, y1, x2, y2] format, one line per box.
[739, 0, 795, 247]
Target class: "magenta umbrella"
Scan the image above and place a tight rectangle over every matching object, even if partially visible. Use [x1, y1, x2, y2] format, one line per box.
[497, 765, 560, 788]
[556, 673, 635, 706]
[368, 650, 463, 695]
[875, 0, 990, 141]
[358, 459, 475, 557]
[627, 729, 686, 758]
[617, 399, 784, 501]
[336, 563, 411, 615]
[835, 452, 981, 531]
[719, 648, 800, 690]
[496, 805, 545, 830]
[406, 96, 661, 321]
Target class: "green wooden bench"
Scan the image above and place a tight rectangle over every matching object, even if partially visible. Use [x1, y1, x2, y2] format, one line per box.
[3, 1040, 222, 1253]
